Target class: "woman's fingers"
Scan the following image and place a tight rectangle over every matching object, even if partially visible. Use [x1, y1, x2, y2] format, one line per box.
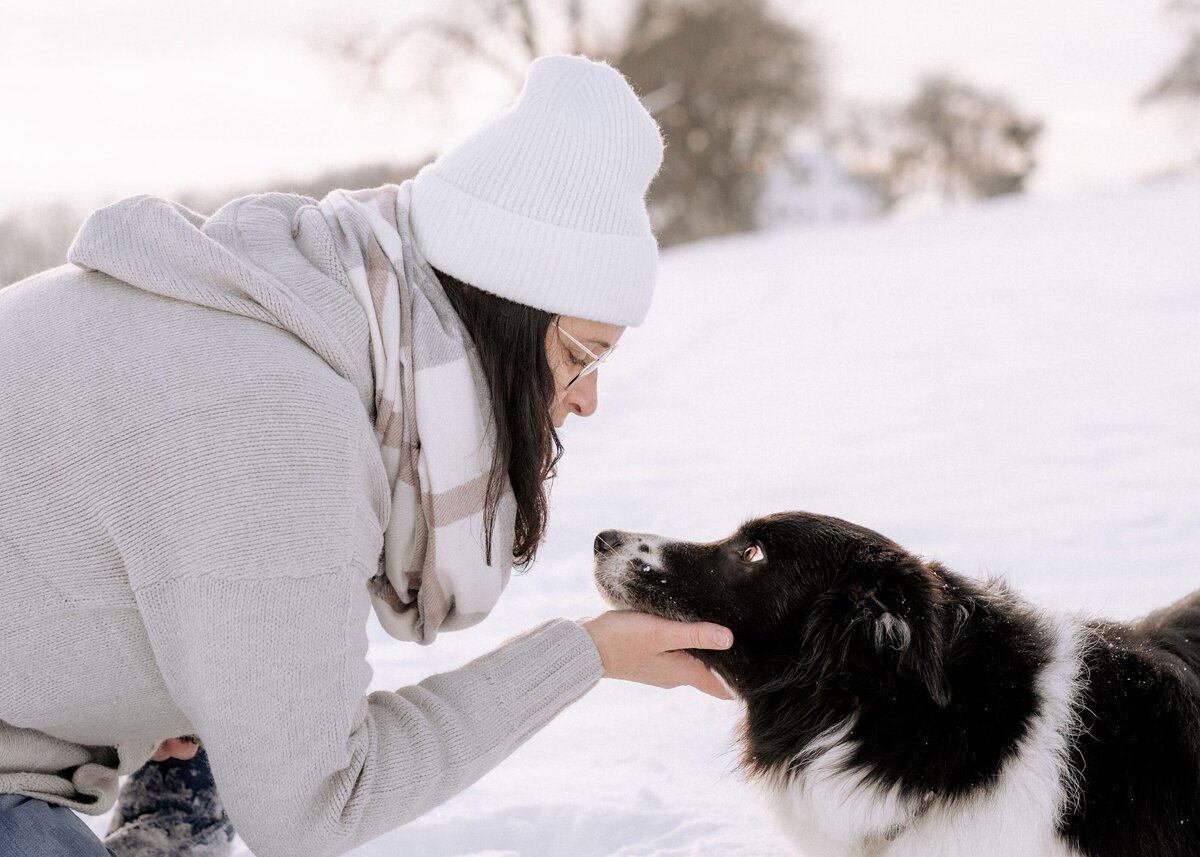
[578, 610, 734, 699]
[651, 615, 733, 652]
[659, 650, 734, 700]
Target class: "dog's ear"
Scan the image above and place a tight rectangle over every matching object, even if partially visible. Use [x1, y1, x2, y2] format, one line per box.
[844, 546, 952, 708]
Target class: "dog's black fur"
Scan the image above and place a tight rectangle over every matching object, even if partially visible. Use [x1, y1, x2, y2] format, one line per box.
[593, 512, 1200, 857]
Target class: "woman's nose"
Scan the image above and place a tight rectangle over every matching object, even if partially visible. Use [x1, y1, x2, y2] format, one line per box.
[563, 373, 599, 418]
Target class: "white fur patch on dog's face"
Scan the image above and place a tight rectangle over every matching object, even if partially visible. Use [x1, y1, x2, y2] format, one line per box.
[592, 530, 670, 611]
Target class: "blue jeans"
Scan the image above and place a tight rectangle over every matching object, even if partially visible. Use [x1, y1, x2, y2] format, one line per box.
[0, 750, 234, 857]
[0, 793, 117, 857]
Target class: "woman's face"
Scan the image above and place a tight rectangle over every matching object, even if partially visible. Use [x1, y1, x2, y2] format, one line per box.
[546, 316, 626, 427]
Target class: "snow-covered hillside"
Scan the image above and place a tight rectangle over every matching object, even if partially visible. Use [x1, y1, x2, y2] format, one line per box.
[86, 177, 1200, 855]
[356, 176, 1200, 857]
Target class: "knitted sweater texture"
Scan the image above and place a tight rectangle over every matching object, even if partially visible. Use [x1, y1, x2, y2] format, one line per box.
[0, 192, 602, 857]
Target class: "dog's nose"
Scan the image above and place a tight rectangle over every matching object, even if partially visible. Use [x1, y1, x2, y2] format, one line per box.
[594, 530, 623, 556]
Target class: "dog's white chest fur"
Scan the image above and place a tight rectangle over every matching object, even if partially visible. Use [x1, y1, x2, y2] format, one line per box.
[758, 618, 1086, 857]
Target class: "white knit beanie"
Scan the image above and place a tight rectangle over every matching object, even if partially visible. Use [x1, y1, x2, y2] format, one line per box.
[410, 54, 664, 327]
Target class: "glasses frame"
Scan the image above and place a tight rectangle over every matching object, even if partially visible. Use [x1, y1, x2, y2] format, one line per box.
[557, 324, 617, 388]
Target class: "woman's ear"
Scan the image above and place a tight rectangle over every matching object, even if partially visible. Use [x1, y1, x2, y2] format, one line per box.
[846, 547, 953, 708]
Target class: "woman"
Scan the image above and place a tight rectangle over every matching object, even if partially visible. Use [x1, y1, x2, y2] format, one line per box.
[0, 55, 733, 857]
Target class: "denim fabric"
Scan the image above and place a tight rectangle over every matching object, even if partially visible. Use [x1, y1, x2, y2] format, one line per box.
[0, 750, 235, 857]
[0, 793, 118, 857]
[104, 749, 235, 857]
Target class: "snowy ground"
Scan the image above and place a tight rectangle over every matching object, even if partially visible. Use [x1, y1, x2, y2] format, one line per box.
[82, 176, 1200, 855]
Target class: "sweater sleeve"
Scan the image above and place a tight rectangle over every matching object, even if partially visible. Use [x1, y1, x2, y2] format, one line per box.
[126, 380, 602, 857]
[135, 575, 600, 857]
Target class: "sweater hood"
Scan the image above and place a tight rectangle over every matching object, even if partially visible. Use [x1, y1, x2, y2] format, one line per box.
[67, 192, 376, 414]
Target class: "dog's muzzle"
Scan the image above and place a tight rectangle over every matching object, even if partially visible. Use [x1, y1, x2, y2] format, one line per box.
[592, 529, 668, 605]
[594, 530, 624, 557]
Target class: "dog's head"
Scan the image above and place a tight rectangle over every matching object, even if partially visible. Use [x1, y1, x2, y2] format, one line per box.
[593, 512, 953, 708]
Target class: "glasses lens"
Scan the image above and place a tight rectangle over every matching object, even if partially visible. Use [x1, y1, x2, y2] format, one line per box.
[562, 339, 616, 389]
[566, 361, 594, 388]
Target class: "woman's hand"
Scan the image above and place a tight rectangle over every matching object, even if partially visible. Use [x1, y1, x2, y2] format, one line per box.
[151, 736, 201, 762]
[578, 610, 734, 700]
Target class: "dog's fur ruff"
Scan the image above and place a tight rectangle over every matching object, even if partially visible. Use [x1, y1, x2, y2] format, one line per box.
[592, 512, 1200, 857]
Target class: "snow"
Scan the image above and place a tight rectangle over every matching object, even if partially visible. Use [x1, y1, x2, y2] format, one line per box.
[82, 176, 1200, 855]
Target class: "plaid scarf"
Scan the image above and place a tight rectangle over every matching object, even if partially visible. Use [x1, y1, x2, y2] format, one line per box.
[318, 184, 515, 643]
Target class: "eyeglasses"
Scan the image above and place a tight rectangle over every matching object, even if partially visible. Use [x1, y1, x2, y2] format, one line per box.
[557, 324, 617, 388]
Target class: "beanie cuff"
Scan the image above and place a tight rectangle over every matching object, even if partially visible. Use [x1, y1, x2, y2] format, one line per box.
[410, 168, 657, 327]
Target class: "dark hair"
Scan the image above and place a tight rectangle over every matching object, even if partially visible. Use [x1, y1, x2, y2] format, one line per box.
[434, 268, 564, 567]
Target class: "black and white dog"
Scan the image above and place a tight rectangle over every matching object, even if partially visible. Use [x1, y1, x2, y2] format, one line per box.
[593, 512, 1200, 857]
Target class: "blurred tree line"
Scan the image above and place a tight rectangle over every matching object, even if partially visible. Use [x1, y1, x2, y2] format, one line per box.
[336, 0, 1043, 244]
[825, 75, 1042, 210]
[7, 0, 1198, 288]
[0, 163, 420, 288]
[1144, 0, 1200, 111]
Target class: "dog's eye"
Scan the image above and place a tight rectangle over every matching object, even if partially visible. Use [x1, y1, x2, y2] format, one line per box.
[741, 544, 766, 563]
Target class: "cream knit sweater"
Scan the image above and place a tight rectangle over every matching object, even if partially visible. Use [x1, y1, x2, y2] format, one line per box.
[0, 192, 603, 857]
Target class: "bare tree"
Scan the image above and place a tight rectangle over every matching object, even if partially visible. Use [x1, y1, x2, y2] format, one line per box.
[900, 74, 1042, 202]
[609, 0, 821, 244]
[1143, 0, 1200, 109]
[828, 74, 1041, 209]
[324, 0, 821, 246]
[324, 0, 619, 95]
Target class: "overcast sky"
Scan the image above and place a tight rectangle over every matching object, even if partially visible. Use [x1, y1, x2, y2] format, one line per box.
[0, 0, 1195, 216]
